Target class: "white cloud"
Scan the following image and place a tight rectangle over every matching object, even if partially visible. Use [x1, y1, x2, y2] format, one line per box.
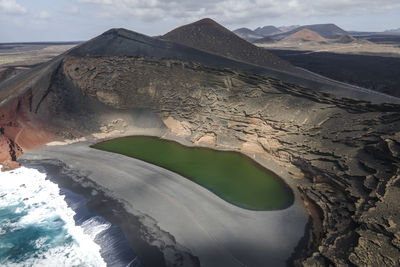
[36, 11, 51, 20]
[76, 0, 113, 4]
[64, 6, 80, 15]
[72, 0, 400, 24]
[0, 0, 27, 15]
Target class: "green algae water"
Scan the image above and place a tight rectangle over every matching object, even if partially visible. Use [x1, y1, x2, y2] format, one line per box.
[92, 136, 293, 210]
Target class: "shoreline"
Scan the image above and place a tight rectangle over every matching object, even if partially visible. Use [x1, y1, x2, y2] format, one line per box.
[19, 140, 309, 267]
[19, 159, 170, 267]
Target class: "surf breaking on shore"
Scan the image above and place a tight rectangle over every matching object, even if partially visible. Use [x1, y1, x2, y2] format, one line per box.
[0, 166, 141, 267]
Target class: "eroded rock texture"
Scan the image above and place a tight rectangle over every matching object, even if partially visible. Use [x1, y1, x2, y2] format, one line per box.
[1, 52, 399, 265]
[60, 55, 400, 265]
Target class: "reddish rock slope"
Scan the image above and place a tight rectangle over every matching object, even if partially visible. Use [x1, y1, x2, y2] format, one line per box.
[283, 28, 327, 42]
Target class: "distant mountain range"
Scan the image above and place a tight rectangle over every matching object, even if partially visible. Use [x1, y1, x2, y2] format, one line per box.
[254, 26, 282, 36]
[272, 24, 347, 40]
[232, 28, 264, 42]
[233, 25, 300, 42]
[278, 25, 300, 33]
[385, 28, 400, 33]
[234, 23, 347, 42]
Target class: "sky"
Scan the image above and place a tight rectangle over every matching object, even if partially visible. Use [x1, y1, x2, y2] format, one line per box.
[0, 0, 399, 42]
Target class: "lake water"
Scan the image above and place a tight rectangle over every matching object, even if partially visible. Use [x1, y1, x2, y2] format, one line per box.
[92, 136, 293, 210]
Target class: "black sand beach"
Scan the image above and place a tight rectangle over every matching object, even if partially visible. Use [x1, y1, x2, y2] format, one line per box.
[19, 142, 308, 267]
[19, 159, 173, 267]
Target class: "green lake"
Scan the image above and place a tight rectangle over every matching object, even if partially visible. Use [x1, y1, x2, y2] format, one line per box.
[92, 136, 293, 210]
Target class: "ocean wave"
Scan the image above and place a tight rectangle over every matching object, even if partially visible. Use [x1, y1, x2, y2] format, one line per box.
[0, 166, 108, 267]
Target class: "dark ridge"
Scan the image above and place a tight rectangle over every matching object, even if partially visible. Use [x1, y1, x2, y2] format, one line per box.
[335, 34, 357, 43]
[161, 18, 293, 70]
[192, 18, 219, 25]
[3, 26, 399, 106]
[68, 27, 270, 74]
[233, 27, 264, 42]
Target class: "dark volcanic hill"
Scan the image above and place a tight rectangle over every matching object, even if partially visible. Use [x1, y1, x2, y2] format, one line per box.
[160, 18, 396, 101]
[254, 25, 282, 36]
[335, 34, 357, 43]
[334, 34, 370, 44]
[1, 26, 400, 266]
[273, 23, 347, 40]
[162, 18, 292, 70]
[70, 28, 269, 70]
[232, 27, 264, 42]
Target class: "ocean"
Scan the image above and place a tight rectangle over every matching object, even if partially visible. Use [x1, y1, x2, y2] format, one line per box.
[0, 166, 142, 267]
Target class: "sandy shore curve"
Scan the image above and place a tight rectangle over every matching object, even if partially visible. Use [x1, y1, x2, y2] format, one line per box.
[20, 141, 308, 267]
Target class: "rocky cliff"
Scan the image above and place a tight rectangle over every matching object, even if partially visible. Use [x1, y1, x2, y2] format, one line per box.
[0, 28, 399, 266]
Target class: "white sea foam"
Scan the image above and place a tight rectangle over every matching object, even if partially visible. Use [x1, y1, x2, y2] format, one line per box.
[0, 166, 108, 267]
[82, 216, 112, 240]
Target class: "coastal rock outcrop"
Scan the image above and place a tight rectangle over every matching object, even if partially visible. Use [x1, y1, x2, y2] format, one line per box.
[0, 92, 51, 165]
